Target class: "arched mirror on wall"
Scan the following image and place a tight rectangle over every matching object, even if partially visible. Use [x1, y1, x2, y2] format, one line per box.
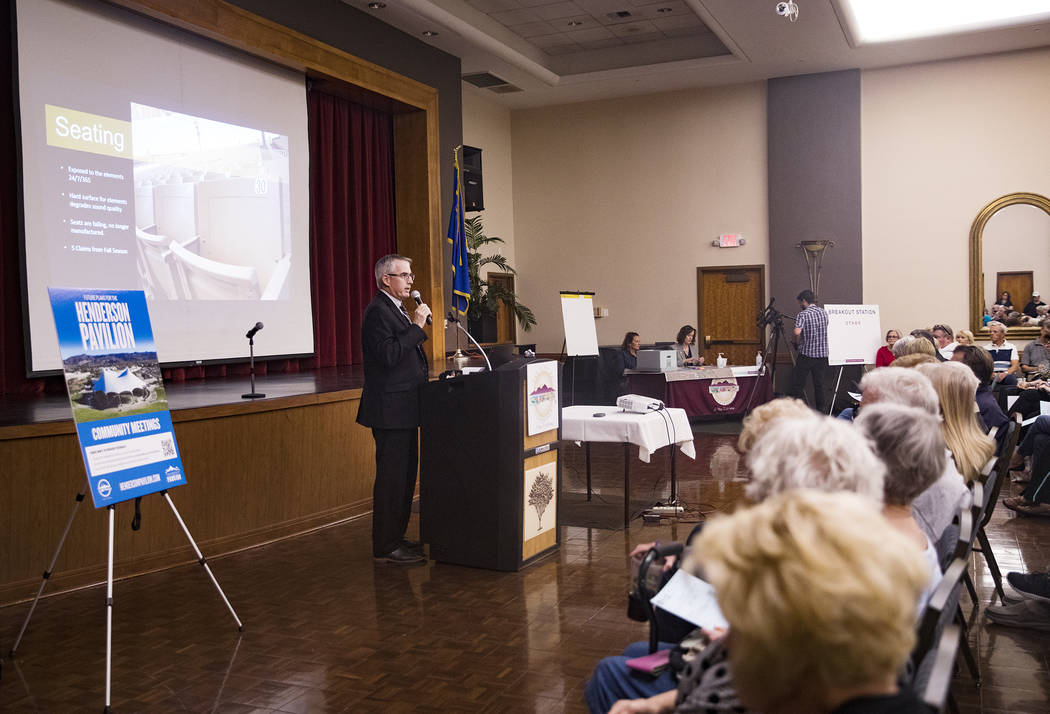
[970, 192, 1050, 339]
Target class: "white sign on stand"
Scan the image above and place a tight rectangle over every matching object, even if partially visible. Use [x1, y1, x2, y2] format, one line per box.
[824, 304, 882, 366]
[559, 291, 599, 356]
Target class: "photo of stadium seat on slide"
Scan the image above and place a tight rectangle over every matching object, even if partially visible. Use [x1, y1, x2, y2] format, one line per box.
[131, 103, 292, 302]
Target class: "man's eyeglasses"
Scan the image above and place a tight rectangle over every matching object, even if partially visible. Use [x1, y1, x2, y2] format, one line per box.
[386, 272, 415, 281]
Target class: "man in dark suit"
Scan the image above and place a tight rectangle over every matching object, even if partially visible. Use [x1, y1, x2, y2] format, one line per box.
[357, 254, 431, 564]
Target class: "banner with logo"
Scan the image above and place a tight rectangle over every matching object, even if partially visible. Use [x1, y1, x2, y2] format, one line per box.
[48, 287, 186, 507]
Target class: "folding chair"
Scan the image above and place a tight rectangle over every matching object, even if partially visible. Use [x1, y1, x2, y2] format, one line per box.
[921, 624, 962, 714]
[912, 555, 970, 714]
[971, 414, 1019, 604]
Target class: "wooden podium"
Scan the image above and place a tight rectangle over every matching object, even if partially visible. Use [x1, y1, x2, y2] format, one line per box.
[420, 358, 561, 571]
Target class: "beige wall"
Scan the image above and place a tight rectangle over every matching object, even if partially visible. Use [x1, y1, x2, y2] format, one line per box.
[462, 88, 517, 271]
[510, 84, 769, 352]
[861, 47, 1050, 340]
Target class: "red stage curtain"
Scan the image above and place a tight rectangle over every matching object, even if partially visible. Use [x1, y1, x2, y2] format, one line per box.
[0, 29, 395, 394]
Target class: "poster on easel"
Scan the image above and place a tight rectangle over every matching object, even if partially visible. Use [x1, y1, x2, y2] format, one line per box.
[48, 287, 186, 507]
[559, 291, 599, 356]
[825, 304, 883, 366]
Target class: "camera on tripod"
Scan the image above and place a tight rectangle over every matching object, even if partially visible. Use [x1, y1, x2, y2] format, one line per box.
[756, 298, 784, 328]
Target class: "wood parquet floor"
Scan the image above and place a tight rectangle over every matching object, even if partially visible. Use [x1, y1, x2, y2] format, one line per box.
[1, 423, 1049, 713]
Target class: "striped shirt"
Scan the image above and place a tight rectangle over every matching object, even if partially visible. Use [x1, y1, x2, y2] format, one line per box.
[985, 341, 1018, 373]
[796, 304, 829, 358]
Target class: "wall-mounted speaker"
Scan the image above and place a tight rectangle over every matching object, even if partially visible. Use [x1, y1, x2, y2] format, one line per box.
[462, 145, 483, 212]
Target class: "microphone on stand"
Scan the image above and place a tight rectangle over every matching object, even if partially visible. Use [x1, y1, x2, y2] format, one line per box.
[409, 290, 433, 325]
[242, 321, 265, 399]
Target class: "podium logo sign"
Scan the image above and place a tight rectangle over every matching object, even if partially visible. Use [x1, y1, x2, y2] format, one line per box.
[526, 361, 559, 436]
[48, 287, 186, 507]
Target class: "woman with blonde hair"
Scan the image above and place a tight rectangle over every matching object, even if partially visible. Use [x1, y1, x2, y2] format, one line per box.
[736, 397, 814, 454]
[955, 328, 975, 346]
[916, 361, 996, 482]
[891, 334, 936, 359]
[683, 490, 931, 713]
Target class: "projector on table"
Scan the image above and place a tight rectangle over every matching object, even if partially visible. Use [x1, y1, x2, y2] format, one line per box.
[616, 394, 665, 414]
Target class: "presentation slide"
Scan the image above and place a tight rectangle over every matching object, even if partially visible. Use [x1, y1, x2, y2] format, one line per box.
[17, 0, 313, 373]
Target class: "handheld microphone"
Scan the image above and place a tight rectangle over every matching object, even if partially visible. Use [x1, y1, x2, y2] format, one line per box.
[410, 290, 433, 325]
[245, 321, 264, 339]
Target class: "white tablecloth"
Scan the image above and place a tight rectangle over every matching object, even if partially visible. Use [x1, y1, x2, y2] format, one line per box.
[561, 405, 696, 463]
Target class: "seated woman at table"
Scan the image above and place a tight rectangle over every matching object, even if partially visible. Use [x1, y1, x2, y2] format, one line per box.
[620, 331, 640, 371]
[674, 325, 704, 367]
[610, 332, 641, 398]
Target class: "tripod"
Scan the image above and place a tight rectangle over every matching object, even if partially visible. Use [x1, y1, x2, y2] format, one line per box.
[10, 480, 242, 712]
[743, 301, 797, 413]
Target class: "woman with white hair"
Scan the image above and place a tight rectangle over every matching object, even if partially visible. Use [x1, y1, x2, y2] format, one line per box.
[856, 403, 945, 610]
[745, 415, 885, 503]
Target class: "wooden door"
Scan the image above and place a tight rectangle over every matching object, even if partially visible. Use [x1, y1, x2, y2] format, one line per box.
[697, 266, 765, 366]
[488, 272, 516, 344]
[996, 272, 1032, 311]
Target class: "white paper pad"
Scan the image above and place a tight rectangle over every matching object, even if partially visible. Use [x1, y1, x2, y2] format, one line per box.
[650, 569, 729, 633]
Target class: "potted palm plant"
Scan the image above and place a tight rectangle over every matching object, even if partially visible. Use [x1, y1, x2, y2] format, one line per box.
[465, 215, 536, 342]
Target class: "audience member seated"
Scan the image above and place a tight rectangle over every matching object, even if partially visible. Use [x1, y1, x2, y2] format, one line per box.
[986, 567, 1050, 632]
[955, 328, 976, 346]
[1005, 310, 1024, 327]
[995, 291, 1014, 311]
[891, 353, 937, 369]
[674, 325, 704, 367]
[737, 397, 815, 454]
[587, 412, 880, 714]
[1004, 416, 1050, 518]
[909, 329, 945, 360]
[875, 329, 899, 367]
[1024, 291, 1047, 318]
[673, 491, 932, 714]
[984, 320, 1020, 387]
[931, 323, 958, 361]
[858, 367, 972, 543]
[915, 362, 997, 483]
[891, 334, 936, 360]
[1021, 322, 1050, 380]
[855, 403, 944, 611]
[950, 345, 1009, 446]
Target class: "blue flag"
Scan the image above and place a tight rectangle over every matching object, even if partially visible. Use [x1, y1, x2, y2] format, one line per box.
[448, 159, 470, 316]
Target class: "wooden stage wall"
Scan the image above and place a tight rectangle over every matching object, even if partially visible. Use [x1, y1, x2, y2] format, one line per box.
[0, 391, 375, 606]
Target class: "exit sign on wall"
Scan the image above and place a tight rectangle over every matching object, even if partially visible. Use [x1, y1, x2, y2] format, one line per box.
[717, 234, 744, 247]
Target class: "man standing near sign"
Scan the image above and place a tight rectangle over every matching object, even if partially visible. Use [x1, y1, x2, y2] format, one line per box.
[357, 254, 431, 564]
[792, 290, 829, 411]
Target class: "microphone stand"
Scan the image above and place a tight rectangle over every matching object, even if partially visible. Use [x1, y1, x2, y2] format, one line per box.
[241, 335, 265, 399]
[449, 314, 492, 371]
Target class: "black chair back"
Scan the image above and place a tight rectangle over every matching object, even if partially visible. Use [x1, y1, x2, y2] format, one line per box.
[921, 623, 961, 713]
[912, 556, 968, 694]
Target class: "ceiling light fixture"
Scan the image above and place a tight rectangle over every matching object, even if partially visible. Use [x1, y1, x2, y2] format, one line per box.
[776, 1, 800, 22]
[567, 20, 583, 26]
[422, 30, 439, 36]
[367, 2, 385, 8]
[656, 7, 674, 13]
[838, 0, 1050, 44]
